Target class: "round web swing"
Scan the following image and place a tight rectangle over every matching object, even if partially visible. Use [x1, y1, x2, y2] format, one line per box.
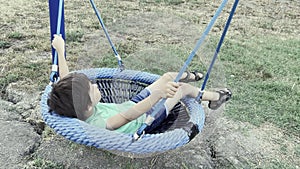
[41, 0, 239, 155]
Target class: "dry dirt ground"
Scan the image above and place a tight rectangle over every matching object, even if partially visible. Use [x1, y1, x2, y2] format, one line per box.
[0, 0, 299, 168]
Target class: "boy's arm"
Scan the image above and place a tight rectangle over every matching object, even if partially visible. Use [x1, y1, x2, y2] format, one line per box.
[106, 82, 179, 130]
[106, 92, 162, 130]
[52, 34, 69, 79]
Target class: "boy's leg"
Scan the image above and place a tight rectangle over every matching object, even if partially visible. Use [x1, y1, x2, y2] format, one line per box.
[164, 83, 199, 113]
[144, 104, 168, 133]
[130, 88, 151, 103]
[144, 83, 231, 133]
[165, 83, 230, 112]
[144, 83, 208, 133]
[148, 78, 225, 112]
[147, 72, 202, 92]
[167, 72, 203, 82]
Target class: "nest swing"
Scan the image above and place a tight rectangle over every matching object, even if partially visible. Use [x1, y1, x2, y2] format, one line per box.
[41, 0, 238, 155]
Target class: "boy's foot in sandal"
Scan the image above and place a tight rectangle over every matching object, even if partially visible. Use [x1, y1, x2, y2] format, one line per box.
[208, 88, 232, 110]
[179, 71, 204, 83]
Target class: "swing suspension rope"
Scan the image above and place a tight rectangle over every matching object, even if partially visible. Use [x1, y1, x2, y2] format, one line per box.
[89, 0, 124, 70]
[196, 0, 239, 101]
[50, 0, 124, 84]
[49, 0, 64, 83]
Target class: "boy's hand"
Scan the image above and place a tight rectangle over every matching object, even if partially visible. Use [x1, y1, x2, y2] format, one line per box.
[51, 34, 69, 78]
[153, 81, 180, 98]
[52, 34, 65, 53]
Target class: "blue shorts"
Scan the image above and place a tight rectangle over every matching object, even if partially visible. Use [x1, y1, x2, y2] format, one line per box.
[130, 88, 168, 133]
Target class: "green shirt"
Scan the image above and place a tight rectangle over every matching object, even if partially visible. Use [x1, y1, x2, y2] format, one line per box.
[85, 101, 146, 134]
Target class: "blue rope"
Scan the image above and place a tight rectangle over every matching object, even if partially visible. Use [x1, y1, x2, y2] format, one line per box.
[196, 0, 240, 101]
[134, 0, 229, 140]
[54, 0, 63, 64]
[89, 0, 124, 70]
[173, 0, 228, 83]
[49, 0, 64, 83]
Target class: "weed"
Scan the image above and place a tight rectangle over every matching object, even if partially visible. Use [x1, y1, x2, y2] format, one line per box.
[266, 160, 296, 169]
[8, 32, 25, 40]
[0, 60, 49, 98]
[158, 0, 185, 5]
[0, 41, 11, 48]
[0, 74, 19, 92]
[25, 158, 64, 169]
[295, 145, 300, 157]
[141, 0, 185, 5]
[92, 55, 116, 68]
[66, 30, 84, 42]
[42, 126, 56, 140]
[116, 42, 138, 56]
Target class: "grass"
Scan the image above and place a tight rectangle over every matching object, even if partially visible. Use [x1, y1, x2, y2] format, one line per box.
[66, 30, 84, 42]
[153, 0, 185, 5]
[0, 41, 11, 48]
[221, 35, 300, 136]
[8, 32, 25, 40]
[0, 57, 49, 98]
[92, 53, 117, 68]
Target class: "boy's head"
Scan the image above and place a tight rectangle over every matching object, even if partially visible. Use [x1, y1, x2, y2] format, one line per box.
[47, 72, 98, 120]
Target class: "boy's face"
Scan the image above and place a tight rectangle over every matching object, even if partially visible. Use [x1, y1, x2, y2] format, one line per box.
[88, 81, 101, 107]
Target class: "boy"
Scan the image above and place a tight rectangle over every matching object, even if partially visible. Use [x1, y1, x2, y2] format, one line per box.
[47, 35, 232, 134]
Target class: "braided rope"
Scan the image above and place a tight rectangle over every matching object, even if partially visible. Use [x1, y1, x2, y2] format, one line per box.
[41, 68, 205, 154]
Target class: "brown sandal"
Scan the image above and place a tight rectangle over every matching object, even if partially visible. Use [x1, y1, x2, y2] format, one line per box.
[208, 88, 232, 110]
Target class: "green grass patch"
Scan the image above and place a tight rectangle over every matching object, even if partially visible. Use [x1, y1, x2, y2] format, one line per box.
[0, 40, 11, 48]
[66, 30, 84, 42]
[116, 42, 138, 56]
[140, 0, 185, 5]
[0, 59, 49, 97]
[92, 54, 117, 68]
[0, 74, 19, 92]
[8, 32, 25, 40]
[295, 145, 300, 157]
[20, 61, 49, 87]
[156, 0, 185, 5]
[265, 160, 297, 169]
[221, 35, 300, 136]
[25, 158, 64, 169]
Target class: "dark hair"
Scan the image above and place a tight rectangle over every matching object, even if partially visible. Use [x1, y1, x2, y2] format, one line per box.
[47, 72, 92, 119]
